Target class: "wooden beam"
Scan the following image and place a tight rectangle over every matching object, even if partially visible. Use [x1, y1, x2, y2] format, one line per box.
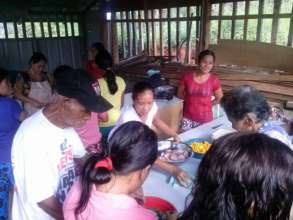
[176, 7, 179, 60]
[217, 3, 223, 44]
[151, 10, 155, 55]
[231, 1, 237, 39]
[288, 2, 293, 47]
[111, 14, 119, 64]
[168, 8, 171, 58]
[271, 0, 281, 44]
[243, 0, 249, 40]
[126, 11, 132, 57]
[199, 0, 211, 50]
[159, 8, 163, 56]
[138, 11, 143, 53]
[256, 0, 264, 42]
[221, 80, 293, 97]
[120, 22, 125, 58]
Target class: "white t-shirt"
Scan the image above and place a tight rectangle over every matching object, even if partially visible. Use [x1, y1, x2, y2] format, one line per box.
[108, 103, 158, 139]
[11, 110, 86, 220]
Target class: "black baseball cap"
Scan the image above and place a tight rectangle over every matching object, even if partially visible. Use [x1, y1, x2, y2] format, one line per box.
[55, 68, 112, 113]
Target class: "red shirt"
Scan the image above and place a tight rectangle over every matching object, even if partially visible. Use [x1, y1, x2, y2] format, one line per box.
[86, 60, 104, 79]
[180, 72, 220, 123]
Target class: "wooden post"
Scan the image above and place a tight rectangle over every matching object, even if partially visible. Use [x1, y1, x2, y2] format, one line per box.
[199, 0, 211, 52]
[176, 7, 179, 60]
[126, 12, 132, 57]
[256, 0, 264, 42]
[168, 8, 171, 58]
[288, 5, 293, 47]
[243, 0, 249, 40]
[160, 9, 163, 56]
[111, 14, 119, 64]
[271, 0, 281, 44]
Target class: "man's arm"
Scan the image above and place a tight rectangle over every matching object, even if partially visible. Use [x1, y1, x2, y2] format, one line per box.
[38, 196, 64, 220]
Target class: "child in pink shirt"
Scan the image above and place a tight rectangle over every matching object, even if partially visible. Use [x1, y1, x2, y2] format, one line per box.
[75, 111, 108, 153]
[63, 121, 158, 220]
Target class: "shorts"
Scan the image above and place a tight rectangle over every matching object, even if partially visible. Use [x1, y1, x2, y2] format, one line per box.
[0, 163, 14, 220]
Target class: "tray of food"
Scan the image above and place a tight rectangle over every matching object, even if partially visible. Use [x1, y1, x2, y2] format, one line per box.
[185, 138, 212, 159]
[159, 142, 192, 163]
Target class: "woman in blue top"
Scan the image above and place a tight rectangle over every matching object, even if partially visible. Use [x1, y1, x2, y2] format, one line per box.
[0, 69, 26, 219]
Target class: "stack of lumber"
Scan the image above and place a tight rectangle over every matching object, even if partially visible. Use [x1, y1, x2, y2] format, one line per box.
[117, 60, 293, 107]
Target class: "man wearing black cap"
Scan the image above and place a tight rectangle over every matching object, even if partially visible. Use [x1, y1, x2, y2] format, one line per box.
[11, 68, 112, 220]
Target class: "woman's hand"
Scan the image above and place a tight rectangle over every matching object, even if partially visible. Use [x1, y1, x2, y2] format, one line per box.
[173, 135, 181, 143]
[173, 167, 191, 187]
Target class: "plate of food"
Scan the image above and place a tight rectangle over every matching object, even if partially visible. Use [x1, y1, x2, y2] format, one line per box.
[159, 142, 192, 163]
[185, 138, 212, 159]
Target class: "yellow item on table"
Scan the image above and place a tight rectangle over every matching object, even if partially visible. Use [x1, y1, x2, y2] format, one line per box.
[189, 141, 211, 154]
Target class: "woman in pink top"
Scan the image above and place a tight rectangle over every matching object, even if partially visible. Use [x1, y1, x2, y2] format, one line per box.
[177, 50, 223, 131]
[75, 111, 108, 153]
[63, 121, 158, 220]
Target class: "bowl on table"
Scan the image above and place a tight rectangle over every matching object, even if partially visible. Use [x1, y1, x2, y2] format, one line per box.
[158, 142, 193, 164]
[185, 138, 212, 159]
[144, 196, 177, 213]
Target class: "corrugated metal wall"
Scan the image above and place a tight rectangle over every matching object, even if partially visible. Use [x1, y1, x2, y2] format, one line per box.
[0, 38, 84, 72]
[0, 14, 85, 73]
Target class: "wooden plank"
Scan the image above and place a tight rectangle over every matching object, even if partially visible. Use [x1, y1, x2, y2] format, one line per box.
[209, 40, 293, 72]
[159, 8, 163, 56]
[220, 80, 293, 97]
[216, 73, 293, 82]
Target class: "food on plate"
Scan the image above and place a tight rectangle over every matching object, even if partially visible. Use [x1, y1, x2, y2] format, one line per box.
[160, 148, 189, 162]
[189, 141, 211, 154]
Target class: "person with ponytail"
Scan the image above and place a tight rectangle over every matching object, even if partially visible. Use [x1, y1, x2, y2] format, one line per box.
[95, 53, 126, 143]
[63, 121, 158, 220]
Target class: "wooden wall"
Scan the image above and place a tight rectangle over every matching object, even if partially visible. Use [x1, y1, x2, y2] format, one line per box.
[210, 40, 293, 72]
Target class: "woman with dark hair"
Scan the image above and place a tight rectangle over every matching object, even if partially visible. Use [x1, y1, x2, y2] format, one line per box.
[221, 85, 292, 148]
[179, 132, 293, 220]
[15, 52, 52, 116]
[63, 121, 158, 220]
[86, 42, 113, 79]
[96, 53, 126, 142]
[177, 50, 223, 131]
[109, 81, 190, 187]
[0, 69, 26, 219]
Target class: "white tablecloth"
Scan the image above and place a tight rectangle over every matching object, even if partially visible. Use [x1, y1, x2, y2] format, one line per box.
[142, 115, 232, 212]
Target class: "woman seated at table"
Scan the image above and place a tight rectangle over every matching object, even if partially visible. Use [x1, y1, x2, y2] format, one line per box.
[63, 121, 159, 220]
[178, 132, 293, 220]
[221, 85, 292, 148]
[177, 50, 223, 131]
[15, 52, 52, 116]
[109, 81, 189, 185]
